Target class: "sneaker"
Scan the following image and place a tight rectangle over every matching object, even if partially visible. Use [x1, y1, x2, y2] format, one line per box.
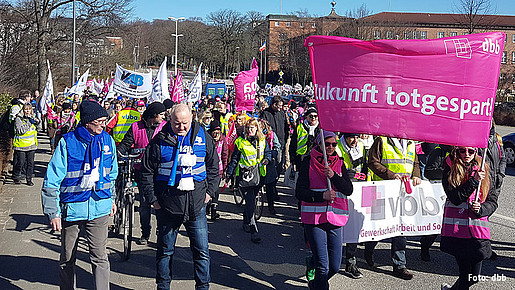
[251, 232, 261, 244]
[210, 208, 220, 221]
[305, 255, 315, 281]
[14, 179, 21, 185]
[364, 251, 375, 267]
[420, 250, 430, 262]
[136, 236, 149, 245]
[242, 223, 251, 233]
[441, 283, 452, 290]
[345, 263, 363, 279]
[392, 268, 414, 280]
[27, 180, 34, 186]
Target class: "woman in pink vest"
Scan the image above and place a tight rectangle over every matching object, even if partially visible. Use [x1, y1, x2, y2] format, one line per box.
[440, 146, 492, 290]
[296, 130, 353, 290]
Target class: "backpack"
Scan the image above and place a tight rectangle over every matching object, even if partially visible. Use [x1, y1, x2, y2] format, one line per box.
[0, 109, 15, 138]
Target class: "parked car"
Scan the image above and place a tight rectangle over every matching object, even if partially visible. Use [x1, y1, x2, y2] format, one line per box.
[229, 72, 238, 79]
[502, 133, 515, 166]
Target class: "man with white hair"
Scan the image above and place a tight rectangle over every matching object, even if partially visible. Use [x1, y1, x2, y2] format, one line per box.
[140, 103, 220, 290]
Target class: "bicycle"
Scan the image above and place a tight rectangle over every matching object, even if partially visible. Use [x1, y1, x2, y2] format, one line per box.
[232, 181, 265, 221]
[112, 148, 144, 260]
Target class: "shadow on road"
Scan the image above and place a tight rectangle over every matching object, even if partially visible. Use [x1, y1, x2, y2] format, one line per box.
[9, 214, 48, 232]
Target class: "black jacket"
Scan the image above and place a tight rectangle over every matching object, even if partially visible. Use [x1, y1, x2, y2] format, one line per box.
[424, 145, 453, 180]
[117, 120, 159, 156]
[260, 107, 289, 146]
[289, 122, 320, 168]
[295, 147, 353, 203]
[140, 121, 220, 220]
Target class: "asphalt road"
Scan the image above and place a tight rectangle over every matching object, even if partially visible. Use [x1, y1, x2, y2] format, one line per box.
[0, 128, 514, 289]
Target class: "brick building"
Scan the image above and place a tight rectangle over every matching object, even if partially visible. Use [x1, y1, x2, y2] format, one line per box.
[265, 9, 515, 95]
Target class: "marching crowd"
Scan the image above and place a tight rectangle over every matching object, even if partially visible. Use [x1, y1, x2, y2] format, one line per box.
[0, 86, 504, 289]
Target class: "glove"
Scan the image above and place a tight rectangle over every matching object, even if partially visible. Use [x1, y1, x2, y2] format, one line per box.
[29, 118, 37, 125]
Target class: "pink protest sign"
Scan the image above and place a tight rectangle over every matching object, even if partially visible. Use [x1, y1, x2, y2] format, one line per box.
[234, 58, 259, 112]
[304, 32, 505, 148]
[171, 72, 185, 103]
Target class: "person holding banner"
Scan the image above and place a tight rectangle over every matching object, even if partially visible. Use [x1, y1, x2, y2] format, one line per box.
[140, 104, 219, 290]
[296, 130, 353, 290]
[337, 133, 368, 279]
[226, 118, 272, 243]
[117, 102, 167, 245]
[366, 136, 421, 280]
[440, 146, 493, 290]
[289, 105, 320, 172]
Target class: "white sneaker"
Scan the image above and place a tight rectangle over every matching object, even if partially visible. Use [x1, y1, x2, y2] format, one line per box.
[441, 283, 452, 290]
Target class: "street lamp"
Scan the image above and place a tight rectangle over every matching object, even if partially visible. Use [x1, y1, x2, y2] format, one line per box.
[72, 0, 76, 84]
[133, 45, 139, 70]
[144, 46, 149, 68]
[168, 16, 185, 76]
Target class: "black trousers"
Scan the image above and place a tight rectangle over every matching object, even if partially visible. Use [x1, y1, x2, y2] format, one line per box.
[13, 149, 35, 181]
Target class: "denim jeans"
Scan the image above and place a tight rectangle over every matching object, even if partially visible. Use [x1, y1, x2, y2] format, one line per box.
[242, 186, 259, 233]
[13, 149, 35, 181]
[155, 205, 210, 290]
[304, 223, 343, 290]
[365, 236, 407, 270]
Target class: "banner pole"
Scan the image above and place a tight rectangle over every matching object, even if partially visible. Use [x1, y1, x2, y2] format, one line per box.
[475, 147, 488, 203]
[318, 130, 332, 192]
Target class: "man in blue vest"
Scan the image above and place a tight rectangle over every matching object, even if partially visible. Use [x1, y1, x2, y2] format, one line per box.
[41, 101, 118, 290]
[140, 103, 220, 290]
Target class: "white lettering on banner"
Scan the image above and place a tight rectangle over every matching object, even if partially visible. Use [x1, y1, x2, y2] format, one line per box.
[243, 77, 258, 100]
[314, 82, 494, 120]
[482, 38, 501, 54]
[342, 180, 446, 244]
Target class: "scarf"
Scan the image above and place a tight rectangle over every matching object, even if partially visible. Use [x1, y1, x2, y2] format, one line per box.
[169, 128, 197, 191]
[391, 137, 408, 155]
[303, 119, 318, 136]
[74, 125, 104, 191]
[342, 140, 363, 161]
[309, 147, 343, 189]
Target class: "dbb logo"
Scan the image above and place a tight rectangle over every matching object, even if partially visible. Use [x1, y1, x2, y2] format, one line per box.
[481, 38, 500, 54]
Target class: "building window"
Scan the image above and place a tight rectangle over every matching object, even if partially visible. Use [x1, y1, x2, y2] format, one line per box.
[419, 31, 427, 39]
[386, 31, 393, 39]
[275, 21, 279, 27]
[512, 74, 515, 84]
[373, 30, 381, 39]
[312, 23, 316, 28]
[437, 32, 445, 38]
[513, 34, 515, 43]
[502, 51, 507, 63]
[404, 31, 413, 40]
[450, 32, 457, 37]
[300, 22, 304, 28]
[513, 51, 515, 63]
[286, 22, 291, 27]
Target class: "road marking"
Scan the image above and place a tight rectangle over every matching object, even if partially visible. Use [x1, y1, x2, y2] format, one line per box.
[492, 212, 515, 223]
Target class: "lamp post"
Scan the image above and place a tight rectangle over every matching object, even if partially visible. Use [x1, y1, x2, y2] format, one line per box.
[144, 45, 149, 68]
[168, 16, 185, 76]
[133, 45, 139, 70]
[72, 0, 76, 84]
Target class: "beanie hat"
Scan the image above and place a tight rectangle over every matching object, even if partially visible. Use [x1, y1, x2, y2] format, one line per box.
[316, 129, 336, 145]
[304, 105, 318, 117]
[62, 102, 72, 110]
[208, 119, 222, 132]
[80, 101, 108, 124]
[343, 133, 360, 138]
[142, 102, 166, 120]
[136, 100, 146, 107]
[163, 99, 174, 110]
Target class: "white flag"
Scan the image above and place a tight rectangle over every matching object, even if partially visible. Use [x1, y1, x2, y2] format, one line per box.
[149, 57, 170, 103]
[187, 63, 202, 103]
[68, 69, 90, 96]
[113, 64, 152, 98]
[40, 60, 53, 115]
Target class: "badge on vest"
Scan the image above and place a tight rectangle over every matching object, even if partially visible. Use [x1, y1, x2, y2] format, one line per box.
[103, 145, 111, 155]
[407, 152, 414, 158]
[195, 136, 205, 146]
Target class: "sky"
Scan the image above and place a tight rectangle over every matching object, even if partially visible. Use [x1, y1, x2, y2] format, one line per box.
[132, 0, 515, 21]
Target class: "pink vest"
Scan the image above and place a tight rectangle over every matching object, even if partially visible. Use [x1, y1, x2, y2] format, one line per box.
[441, 157, 490, 240]
[301, 150, 349, 227]
[131, 120, 167, 170]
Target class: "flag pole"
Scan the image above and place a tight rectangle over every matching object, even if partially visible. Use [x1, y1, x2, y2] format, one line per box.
[318, 130, 332, 193]
[475, 147, 488, 202]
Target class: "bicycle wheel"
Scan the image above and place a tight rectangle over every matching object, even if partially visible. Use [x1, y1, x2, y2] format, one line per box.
[254, 187, 264, 221]
[233, 186, 244, 207]
[122, 195, 134, 260]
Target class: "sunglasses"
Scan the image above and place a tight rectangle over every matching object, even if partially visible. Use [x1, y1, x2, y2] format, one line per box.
[325, 142, 338, 148]
[308, 114, 318, 118]
[458, 148, 476, 155]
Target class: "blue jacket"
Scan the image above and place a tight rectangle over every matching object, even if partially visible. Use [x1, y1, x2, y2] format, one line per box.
[41, 132, 118, 222]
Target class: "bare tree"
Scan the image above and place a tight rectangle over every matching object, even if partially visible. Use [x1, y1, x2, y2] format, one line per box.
[453, 0, 494, 33]
[207, 9, 248, 78]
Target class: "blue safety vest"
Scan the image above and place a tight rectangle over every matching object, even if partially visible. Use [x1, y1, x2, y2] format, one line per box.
[156, 127, 207, 184]
[60, 131, 114, 202]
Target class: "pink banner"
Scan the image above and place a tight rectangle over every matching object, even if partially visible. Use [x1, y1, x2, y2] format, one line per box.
[305, 32, 505, 148]
[234, 58, 258, 112]
[171, 72, 185, 103]
[169, 72, 175, 96]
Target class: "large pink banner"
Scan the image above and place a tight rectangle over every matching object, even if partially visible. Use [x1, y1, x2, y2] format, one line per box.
[171, 72, 185, 103]
[234, 58, 259, 112]
[305, 32, 505, 147]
